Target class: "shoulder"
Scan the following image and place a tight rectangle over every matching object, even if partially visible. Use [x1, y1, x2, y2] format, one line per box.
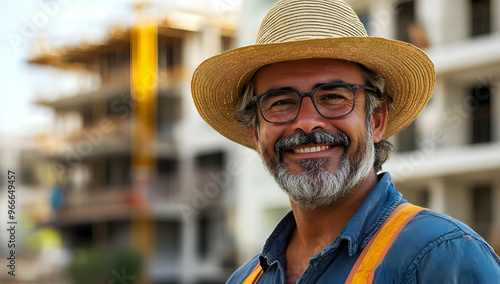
[377, 209, 500, 283]
[405, 209, 484, 244]
[226, 254, 261, 284]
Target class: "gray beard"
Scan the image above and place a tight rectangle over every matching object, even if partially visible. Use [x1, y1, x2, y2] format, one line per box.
[259, 127, 375, 209]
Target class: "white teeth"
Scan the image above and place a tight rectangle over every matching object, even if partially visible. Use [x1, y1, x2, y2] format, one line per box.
[293, 145, 330, 153]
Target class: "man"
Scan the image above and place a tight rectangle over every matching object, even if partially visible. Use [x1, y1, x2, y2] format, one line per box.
[191, 0, 500, 283]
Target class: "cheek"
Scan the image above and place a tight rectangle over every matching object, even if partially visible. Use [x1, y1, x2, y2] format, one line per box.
[334, 116, 367, 152]
[259, 124, 285, 149]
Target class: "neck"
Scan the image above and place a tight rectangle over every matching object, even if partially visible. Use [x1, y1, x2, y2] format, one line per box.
[289, 169, 379, 253]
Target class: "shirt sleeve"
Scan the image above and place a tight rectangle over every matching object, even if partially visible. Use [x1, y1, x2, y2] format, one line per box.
[407, 234, 500, 283]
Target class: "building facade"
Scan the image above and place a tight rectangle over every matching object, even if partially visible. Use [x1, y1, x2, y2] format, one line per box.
[29, 4, 242, 283]
[232, 0, 500, 264]
[368, 0, 500, 253]
[26, 0, 500, 281]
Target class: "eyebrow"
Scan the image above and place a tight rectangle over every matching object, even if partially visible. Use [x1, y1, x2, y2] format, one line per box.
[313, 79, 347, 89]
[263, 79, 349, 93]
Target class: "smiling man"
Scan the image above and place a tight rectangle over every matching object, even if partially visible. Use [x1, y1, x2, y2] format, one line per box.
[191, 0, 500, 283]
[250, 59, 382, 213]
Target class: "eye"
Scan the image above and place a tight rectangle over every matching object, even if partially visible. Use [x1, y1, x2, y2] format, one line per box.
[317, 92, 349, 103]
[323, 93, 345, 100]
[260, 91, 299, 111]
[315, 85, 352, 105]
[272, 98, 295, 107]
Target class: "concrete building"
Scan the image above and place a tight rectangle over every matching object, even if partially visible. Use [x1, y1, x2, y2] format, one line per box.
[28, 3, 242, 283]
[26, 0, 500, 279]
[369, 0, 500, 253]
[231, 0, 500, 265]
[0, 134, 70, 283]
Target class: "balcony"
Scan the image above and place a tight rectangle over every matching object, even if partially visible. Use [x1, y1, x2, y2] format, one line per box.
[385, 142, 500, 182]
[48, 173, 183, 225]
[36, 77, 130, 111]
[48, 186, 134, 225]
[37, 118, 131, 160]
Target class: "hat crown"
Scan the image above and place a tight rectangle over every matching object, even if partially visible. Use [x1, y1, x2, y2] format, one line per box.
[256, 0, 368, 44]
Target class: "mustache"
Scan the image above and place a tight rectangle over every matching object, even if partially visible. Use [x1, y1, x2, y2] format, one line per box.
[274, 130, 350, 159]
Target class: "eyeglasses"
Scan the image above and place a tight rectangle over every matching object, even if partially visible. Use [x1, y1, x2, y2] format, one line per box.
[252, 83, 375, 123]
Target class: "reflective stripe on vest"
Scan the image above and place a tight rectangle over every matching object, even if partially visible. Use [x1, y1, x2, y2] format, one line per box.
[346, 203, 425, 283]
[242, 203, 424, 284]
[242, 262, 263, 284]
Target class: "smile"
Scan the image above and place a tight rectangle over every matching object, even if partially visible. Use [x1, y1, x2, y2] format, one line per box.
[293, 145, 331, 153]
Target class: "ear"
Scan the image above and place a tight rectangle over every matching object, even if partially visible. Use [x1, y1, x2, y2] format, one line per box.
[250, 126, 260, 151]
[371, 101, 388, 143]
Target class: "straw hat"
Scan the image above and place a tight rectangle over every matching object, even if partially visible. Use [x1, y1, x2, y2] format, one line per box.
[191, 0, 435, 149]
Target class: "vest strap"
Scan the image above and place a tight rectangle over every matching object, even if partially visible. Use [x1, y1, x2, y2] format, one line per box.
[242, 203, 425, 284]
[345, 203, 425, 283]
[242, 263, 263, 284]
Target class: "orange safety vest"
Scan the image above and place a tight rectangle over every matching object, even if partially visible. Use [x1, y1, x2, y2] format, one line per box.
[242, 203, 425, 284]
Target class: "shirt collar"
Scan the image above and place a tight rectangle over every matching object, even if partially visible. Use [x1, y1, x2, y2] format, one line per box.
[337, 172, 402, 256]
[259, 172, 402, 269]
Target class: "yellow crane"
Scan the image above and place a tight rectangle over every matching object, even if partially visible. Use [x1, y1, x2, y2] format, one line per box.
[131, 2, 157, 283]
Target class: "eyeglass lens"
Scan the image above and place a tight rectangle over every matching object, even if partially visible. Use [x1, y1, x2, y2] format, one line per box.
[259, 84, 355, 123]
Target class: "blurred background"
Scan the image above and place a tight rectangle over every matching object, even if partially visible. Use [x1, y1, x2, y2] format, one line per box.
[0, 0, 499, 283]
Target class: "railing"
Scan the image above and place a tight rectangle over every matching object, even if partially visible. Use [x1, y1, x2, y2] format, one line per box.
[36, 118, 131, 157]
[54, 186, 134, 221]
[66, 117, 130, 141]
[100, 65, 131, 86]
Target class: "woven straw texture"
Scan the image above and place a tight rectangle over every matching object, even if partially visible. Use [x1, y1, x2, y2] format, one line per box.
[191, 0, 435, 149]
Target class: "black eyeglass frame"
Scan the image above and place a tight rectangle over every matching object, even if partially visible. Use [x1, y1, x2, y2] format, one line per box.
[251, 83, 376, 124]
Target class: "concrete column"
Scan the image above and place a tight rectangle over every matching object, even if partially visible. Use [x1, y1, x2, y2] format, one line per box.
[441, 80, 470, 147]
[418, 0, 468, 46]
[491, 75, 500, 142]
[202, 22, 222, 60]
[490, 178, 500, 251]
[234, 149, 265, 264]
[417, 78, 446, 149]
[444, 0, 468, 43]
[416, 0, 442, 46]
[183, 31, 201, 78]
[428, 178, 446, 214]
[179, 151, 196, 214]
[368, 0, 397, 38]
[444, 181, 472, 225]
[493, 0, 500, 34]
[181, 219, 197, 284]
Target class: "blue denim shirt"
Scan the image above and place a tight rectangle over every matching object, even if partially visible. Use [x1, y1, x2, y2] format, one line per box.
[227, 173, 500, 283]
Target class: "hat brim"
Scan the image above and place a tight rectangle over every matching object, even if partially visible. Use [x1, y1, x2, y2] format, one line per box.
[191, 36, 435, 150]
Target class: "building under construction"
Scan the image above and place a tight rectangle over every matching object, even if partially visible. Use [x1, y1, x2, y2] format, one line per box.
[28, 4, 239, 284]
[232, 0, 500, 261]
[22, 0, 500, 282]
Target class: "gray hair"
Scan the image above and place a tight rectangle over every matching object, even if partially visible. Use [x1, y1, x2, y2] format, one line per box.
[234, 63, 394, 172]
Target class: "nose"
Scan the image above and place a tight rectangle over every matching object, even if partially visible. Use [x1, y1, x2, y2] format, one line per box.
[290, 97, 326, 133]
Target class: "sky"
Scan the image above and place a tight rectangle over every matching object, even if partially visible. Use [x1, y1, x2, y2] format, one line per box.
[0, 0, 206, 137]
